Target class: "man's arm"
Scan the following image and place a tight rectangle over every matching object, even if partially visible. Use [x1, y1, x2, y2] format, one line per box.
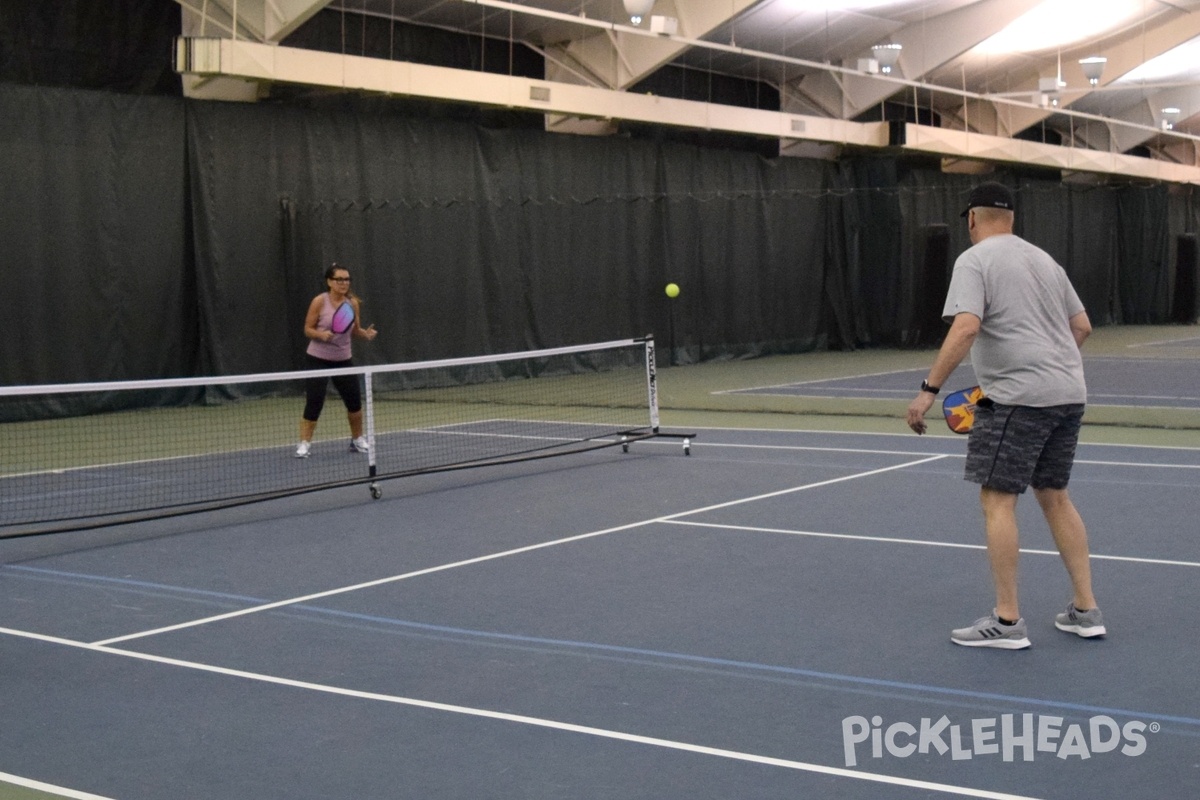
[1069, 310, 1091, 348]
[906, 312, 980, 434]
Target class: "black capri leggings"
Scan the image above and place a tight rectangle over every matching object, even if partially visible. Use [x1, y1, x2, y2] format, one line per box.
[302, 354, 363, 421]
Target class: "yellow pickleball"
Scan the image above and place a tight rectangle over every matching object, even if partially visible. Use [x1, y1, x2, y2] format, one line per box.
[665, 283, 680, 298]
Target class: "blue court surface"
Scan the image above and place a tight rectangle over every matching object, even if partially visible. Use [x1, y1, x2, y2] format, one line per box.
[1, 427, 1198, 799]
[722, 357, 1200, 409]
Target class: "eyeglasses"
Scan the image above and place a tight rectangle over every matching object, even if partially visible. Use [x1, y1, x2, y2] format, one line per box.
[330, 277, 351, 283]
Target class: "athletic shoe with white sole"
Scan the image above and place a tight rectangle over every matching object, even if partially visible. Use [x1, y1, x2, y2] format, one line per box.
[951, 611, 1031, 649]
[1054, 603, 1106, 638]
[295, 441, 311, 458]
[350, 436, 369, 453]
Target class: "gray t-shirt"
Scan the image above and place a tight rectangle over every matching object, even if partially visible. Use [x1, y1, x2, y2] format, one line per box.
[942, 233, 1087, 406]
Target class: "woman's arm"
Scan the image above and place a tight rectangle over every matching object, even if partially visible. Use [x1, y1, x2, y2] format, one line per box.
[303, 295, 332, 342]
[350, 298, 378, 341]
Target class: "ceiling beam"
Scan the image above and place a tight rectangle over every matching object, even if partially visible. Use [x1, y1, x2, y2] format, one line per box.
[173, 36, 1200, 184]
[786, 0, 1042, 120]
[178, 0, 332, 98]
[180, 0, 332, 43]
[964, 6, 1200, 143]
[546, 0, 759, 91]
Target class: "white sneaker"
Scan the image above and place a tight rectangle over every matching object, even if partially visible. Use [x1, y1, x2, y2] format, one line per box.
[350, 436, 369, 453]
[951, 611, 1031, 649]
[1055, 603, 1106, 638]
[295, 441, 311, 458]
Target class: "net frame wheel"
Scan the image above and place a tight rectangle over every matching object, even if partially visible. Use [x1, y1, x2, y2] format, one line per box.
[369, 483, 382, 500]
[621, 434, 629, 453]
[683, 438, 691, 456]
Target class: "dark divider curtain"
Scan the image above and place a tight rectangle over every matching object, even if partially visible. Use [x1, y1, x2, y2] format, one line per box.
[1116, 187, 1172, 323]
[656, 148, 831, 363]
[187, 101, 302, 378]
[1064, 185, 1121, 324]
[0, 0, 181, 95]
[835, 158, 908, 345]
[8, 81, 1198, 398]
[200, 99, 837, 376]
[0, 84, 192, 386]
[894, 172, 976, 347]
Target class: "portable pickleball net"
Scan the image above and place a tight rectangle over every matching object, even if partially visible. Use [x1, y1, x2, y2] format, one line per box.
[1, 337, 692, 538]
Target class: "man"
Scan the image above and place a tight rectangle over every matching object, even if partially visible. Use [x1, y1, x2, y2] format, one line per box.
[906, 182, 1105, 650]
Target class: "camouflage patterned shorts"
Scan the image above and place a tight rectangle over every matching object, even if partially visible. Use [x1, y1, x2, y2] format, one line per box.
[965, 402, 1085, 494]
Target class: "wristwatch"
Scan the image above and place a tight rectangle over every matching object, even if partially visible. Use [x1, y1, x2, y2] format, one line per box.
[920, 379, 940, 396]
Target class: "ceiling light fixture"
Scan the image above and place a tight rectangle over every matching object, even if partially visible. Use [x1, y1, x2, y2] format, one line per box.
[1079, 56, 1107, 86]
[622, 0, 654, 25]
[1162, 107, 1181, 130]
[871, 43, 902, 75]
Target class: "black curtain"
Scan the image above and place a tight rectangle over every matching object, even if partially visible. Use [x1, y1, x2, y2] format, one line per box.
[3, 82, 1193, 397]
[1116, 187, 1172, 323]
[188, 99, 835, 379]
[0, 84, 193, 385]
[835, 158, 906, 345]
[0, 0, 180, 94]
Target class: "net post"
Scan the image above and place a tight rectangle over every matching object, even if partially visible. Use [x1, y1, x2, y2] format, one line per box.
[644, 335, 660, 433]
[364, 372, 381, 499]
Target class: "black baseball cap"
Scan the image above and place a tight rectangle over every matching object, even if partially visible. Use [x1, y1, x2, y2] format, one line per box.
[960, 182, 1014, 217]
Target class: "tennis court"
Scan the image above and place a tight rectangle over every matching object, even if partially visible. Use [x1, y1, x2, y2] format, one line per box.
[2, 331, 1198, 800]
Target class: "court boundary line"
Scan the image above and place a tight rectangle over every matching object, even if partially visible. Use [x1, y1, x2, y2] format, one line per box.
[683, 440, 1200, 470]
[0, 625, 1042, 800]
[0, 770, 116, 800]
[12, 562, 1200, 729]
[674, 425, 1200, 452]
[719, 387, 1200, 408]
[91, 455, 947, 647]
[663, 520, 1200, 569]
[710, 366, 938, 395]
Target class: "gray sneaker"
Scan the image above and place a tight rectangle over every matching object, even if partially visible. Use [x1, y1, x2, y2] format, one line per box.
[1054, 604, 1106, 638]
[951, 611, 1031, 649]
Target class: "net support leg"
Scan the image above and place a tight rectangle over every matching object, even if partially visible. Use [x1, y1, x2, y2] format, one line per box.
[643, 336, 693, 456]
[364, 372, 381, 500]
[644, 335, 660, 433]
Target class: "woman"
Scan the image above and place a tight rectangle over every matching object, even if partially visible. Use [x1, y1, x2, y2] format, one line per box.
[295, 263, 378, 458]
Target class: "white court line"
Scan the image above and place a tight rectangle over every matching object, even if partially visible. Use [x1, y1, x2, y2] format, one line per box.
[0, 626, 1041, 800]
[1089, 393, 1200, 402]
[0, 770, 115, 800]
[1124, 337, 1200, 348]
[686, 441, 957, 457]
[678, 424, 1200, 451]
[710, 366, 930, 395]
[717, 387, 1200, 406]
[678, 439, 1200, 469]
[92, 455, 946, 647]
[1076, 458, 1200, 470]
[664, 521, 1200, 569]
[91, 519, 655, 646]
